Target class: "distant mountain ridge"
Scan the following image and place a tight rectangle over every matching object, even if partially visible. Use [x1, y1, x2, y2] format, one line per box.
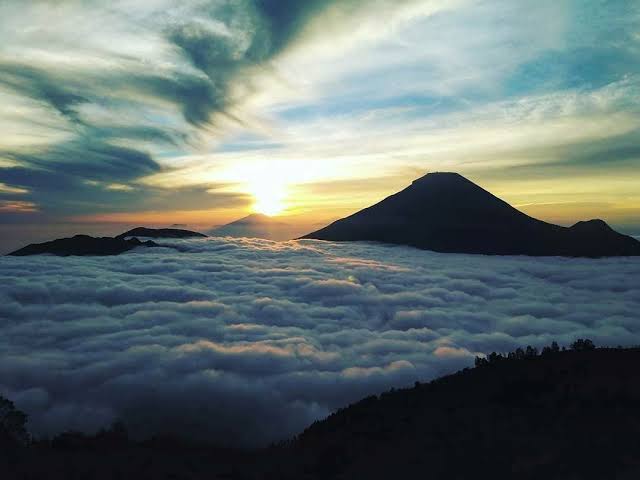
[302, 172, 640, 257]
[8, 227, 205, 256]
[208, 213, 304, 241]
[116, 227, 207, 239]
[8, 235, 158, 256]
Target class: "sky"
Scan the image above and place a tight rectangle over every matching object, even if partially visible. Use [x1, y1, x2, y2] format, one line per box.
[2, 236, 639, 445]
[1, 0, 639, 251]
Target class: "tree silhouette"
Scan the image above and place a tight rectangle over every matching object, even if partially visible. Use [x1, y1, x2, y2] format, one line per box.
[571, 339, 596, 351]
[0, 395, 28, 446]
[475, 356, 488, 367]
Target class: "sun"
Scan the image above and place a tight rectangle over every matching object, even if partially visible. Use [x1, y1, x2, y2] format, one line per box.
[253, 193, 284, 216]
[251, 182, 286, 217]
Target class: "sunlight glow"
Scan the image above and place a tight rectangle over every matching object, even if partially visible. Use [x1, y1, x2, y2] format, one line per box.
[250, 179, 287, 216]
[229, 160, 327, 218]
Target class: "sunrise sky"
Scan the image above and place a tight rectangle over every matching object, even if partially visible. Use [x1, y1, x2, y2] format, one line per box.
[1, 0, 639, 251]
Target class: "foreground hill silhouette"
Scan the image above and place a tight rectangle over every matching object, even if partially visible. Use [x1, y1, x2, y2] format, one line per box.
[208, 213, 305, 241]
[271, 341, 640, 479]
[3, 342, 640, 479]
[302, 172, 640, 257]
[116, 227, 207, 239]
[8, 235, 157, 256]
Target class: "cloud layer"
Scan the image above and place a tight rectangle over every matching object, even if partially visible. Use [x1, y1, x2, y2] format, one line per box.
[1, 238, 639, 446]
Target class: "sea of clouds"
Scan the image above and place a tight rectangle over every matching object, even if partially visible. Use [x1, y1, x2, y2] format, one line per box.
[1, 237, 639, 446]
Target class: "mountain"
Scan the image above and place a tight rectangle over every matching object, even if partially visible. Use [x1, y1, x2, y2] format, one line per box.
[116, 227, 207, 239]
[7, 227, 200, 257]
[207, 213, 303, 241]
[302, 172, 640, 257]
[8, 235, 158, 256]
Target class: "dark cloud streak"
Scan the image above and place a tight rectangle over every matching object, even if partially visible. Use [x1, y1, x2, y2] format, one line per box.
[0, 61, 89, 125]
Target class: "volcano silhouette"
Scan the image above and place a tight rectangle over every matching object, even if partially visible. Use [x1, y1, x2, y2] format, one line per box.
[302, 172, 640, 257]
[208, 213, 305, 241]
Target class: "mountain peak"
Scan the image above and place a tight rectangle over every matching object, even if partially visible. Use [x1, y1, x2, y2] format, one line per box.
[570, 219, 612, 232]
[413, 171, 464, 180]
[207, 213, 304, 241]
[240, 213, 279, 223]
[411, 171, 469, 186]
[227, 213, 288, 226]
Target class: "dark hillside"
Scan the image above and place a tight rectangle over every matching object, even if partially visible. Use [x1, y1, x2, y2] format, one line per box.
[269, 343, 640, 479]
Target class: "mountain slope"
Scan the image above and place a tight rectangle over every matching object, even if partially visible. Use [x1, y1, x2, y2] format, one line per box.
[302, 172, 640, 257]
[8, 235, 157, 256]
[264, 346, 640, 479]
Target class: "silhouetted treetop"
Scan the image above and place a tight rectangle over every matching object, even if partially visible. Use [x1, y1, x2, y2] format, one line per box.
[0, 395, 28, 447]
[571, 338, 596, 351]
[476, 339, 597, 367]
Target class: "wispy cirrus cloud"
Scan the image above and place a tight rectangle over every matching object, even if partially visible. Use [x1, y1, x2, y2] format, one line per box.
[0, 200, 38, 213]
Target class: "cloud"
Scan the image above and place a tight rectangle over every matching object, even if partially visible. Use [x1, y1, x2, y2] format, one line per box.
[0, 182, 28, 195]
[0, 200, 38, 213]
[0, 237, 639, 446]
[5, 139, 161, 181]
[0, 62, 89, 124]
